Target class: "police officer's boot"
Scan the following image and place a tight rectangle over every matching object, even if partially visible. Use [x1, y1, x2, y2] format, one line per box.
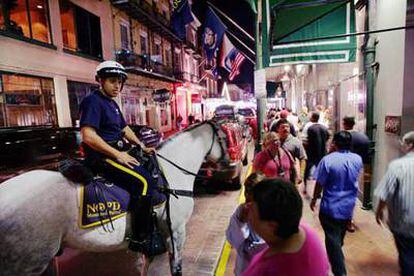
[128, 196, 153, 254]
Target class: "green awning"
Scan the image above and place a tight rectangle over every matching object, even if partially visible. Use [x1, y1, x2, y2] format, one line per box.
[262, 0, 356, 67]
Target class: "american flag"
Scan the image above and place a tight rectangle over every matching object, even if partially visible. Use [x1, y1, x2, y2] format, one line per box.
[228, 51, 245, 81]
[219, 34, 245, 82]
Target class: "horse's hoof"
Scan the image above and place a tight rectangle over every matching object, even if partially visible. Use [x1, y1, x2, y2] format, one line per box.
[172, 272, 182, 276]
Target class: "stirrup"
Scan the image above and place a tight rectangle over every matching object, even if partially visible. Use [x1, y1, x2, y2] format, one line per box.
[128, 238, 149, 253]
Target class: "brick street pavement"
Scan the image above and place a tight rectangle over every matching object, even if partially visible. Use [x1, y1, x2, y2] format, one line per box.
[147, 189, 241, 275]
[55, 178, 243, 276]
[223, 180, 400, 276]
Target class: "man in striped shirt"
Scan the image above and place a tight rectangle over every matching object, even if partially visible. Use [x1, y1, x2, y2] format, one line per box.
[375, 131, 414, 276]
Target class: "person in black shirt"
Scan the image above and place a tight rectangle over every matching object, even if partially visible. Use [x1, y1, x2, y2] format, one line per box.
[303, 112, 329, 194]
[343, 116, 371, 232]
[343, 117, 370, 163]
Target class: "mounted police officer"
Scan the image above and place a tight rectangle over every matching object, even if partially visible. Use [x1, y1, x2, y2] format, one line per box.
[79, 60, 158, 255]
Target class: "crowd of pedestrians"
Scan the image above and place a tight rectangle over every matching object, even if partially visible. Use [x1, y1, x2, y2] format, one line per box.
[225, 106, 414, 275]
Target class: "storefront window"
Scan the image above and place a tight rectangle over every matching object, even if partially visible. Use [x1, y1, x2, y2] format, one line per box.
[159, 103, 168, 127]
[0, 73, 57, 127]
[338, 74, 367, 132]
[0, 2, 4, 29]
[67, 81, 99, 126]
[122, 95, 143, 125]
[59, 0, 76, 50]
[29, 0, 50, 42]
[59, 0, 102, 58]
[0, 0, 51, 43]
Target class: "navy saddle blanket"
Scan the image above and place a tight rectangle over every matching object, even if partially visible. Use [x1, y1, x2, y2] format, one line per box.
[79, 172, 167, 229]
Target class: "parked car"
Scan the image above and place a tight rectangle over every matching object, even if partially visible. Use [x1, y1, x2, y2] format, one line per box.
[237, 107, 258, 140]
[214, 104, 237, 120]
[196, 120, 249, 190]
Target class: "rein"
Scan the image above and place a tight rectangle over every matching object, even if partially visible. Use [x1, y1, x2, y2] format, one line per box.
[156, 121, 226, 264]
[156, 153, 210, 180]
[155, 121, 228, 181]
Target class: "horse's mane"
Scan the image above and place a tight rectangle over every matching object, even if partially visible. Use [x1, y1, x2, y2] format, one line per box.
[157, 121, 212, 149]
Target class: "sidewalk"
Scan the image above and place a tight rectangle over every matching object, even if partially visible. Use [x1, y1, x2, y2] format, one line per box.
[162, 129, 179, 139]
[221, 180, 399, 276]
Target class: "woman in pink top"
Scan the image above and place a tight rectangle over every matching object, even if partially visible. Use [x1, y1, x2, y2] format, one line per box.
[252, 132, 296, 182]
[243, 178, 329, 276]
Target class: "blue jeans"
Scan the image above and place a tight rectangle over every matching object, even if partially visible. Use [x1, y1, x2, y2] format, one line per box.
[319, 212, 349, 276]
[393, 232, 414, 276]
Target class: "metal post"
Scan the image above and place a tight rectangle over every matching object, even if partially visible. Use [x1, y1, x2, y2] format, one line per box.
[361, 1, 377, 210]
[255, 0, 266, 154]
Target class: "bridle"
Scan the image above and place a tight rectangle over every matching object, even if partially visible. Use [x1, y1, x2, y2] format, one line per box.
[154, 121, 228, 263]
[155, 120, 228, 179]
[205, 121, 228, 164]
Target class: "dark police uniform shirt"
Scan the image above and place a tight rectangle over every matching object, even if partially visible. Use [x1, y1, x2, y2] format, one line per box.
[79, 91, 159, 198]
[80, 90, 126, 142]
[80, 90, 127, 159]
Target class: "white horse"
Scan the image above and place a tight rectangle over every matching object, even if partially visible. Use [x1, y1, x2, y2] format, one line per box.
[0, 121, 228, 276]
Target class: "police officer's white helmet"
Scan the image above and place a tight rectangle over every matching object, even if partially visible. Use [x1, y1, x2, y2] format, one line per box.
[95, 60, 128, 82]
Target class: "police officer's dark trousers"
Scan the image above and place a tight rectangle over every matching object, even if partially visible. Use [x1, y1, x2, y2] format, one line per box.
[101, 158, 155, 255]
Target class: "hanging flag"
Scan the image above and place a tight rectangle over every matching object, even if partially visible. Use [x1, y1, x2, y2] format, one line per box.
[203, 65, 219, 81]
[171, 0, 194, 40]
[219, 34, 246, 81]
[202, 7, 227, 61]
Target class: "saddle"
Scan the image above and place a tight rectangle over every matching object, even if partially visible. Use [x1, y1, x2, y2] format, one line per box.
[58, 152, 167, 229]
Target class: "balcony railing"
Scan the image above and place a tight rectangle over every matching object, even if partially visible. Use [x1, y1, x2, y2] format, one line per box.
[111, 0, 179, 42]
[174, 71, 200, 84]
[116, 50, 174, 78]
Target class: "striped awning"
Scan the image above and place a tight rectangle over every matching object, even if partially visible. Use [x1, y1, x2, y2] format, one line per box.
[263, 0, 356, 67]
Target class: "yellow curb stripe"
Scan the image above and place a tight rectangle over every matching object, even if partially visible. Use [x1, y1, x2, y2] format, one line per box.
[215, 164, 252, 276]
[215, 241, 232, 276]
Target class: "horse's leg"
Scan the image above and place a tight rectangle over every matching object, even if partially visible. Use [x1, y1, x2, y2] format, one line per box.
[40, 258, 59, 276]
[138, 254, 149, 276]
[169, 224, 186, 276]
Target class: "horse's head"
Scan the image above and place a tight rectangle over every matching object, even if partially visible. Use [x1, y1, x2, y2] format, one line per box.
[204, 121, 229, 165]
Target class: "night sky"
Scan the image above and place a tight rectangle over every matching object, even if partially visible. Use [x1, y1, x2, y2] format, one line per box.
[192, 0, 255, 36]
[192, 0, 256, 88]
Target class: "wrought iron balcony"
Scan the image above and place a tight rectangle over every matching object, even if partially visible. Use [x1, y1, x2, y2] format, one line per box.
[111, 0, 180, 42]
[174, 71, 200, 84]
[115, 50, 175, 80]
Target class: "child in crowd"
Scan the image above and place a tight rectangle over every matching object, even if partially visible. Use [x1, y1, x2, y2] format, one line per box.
[226, 172, 267, 276]
[243, 178, 329, 276]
